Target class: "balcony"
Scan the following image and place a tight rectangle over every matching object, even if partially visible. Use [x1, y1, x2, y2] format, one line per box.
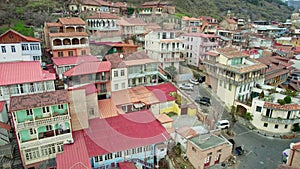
[261, 116, 300, 124]
[87, 26, 120, 31]
[161, 48, 182, 53]
[52, 43, 89, 50]
[16, 114, 70, 131]
[164, 57, 185, 62]
[99, 88, 107, 93]
[95, 76, 110, 83]
[20, 132, 72, 149]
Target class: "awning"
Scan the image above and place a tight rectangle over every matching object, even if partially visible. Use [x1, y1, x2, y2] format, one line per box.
[133, 102, 145, 109]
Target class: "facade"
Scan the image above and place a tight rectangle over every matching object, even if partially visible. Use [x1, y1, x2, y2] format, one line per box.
[181, 33, 220, 67]
[199, 16, 218, 34]
[250, 85, 300, 133]
[9, 90, 73, 168]
[0, 29, 42, 63]
[86, 12, 121, 42]
[118, 17, 147, 43]
[137, 1, 175, 17]
[63, 61, 111, 100]
[56, 110, 170, 169]
[203, 47, 267, 106]
[186, 134, 232, 169]
[219, 18, 238, 31]
[44, 17, 90, 58]
[181, 16, 202, 33]
[145, 30, 184, 72]
[52, 55, 99, 79]
[0, 61, 56, 103]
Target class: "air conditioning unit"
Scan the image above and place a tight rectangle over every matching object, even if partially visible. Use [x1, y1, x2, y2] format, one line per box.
[64, 138, 74, 144]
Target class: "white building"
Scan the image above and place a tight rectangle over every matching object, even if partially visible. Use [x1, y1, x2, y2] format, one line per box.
[144, 30, 184, 72]
[0, 29, 42, 63]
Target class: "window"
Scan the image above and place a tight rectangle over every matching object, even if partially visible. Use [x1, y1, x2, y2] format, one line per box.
[105, 153, 113, 160]
[94, 155, 103, 162]
[81, 50, 86, 55]
[46, 125, 52, 131]
[263, 123, 268, 127]
[1, 46, 6, 53]
[121, 70, 125, 76]
[114, 70, 118, 77]
[58, 104, 64, 109]
[21, 44, 29, 51]
[30, 44, 40, 50]
[33, 56, 41, 61]
[115, 151, 122, 158]
[43, 107, 50, 113]
[29, 128, 36, 135]
[121, 82, 125, 89]
[161, 53, 163, 58]
[256, 106, 262, 112]
[284, 125, 288, 129]
[26, 109, 33, 116]
[162, 32, 166, 39]
[219, 80, 222, 86]
[121, 105, 127, 112]
[275, 124, 279, 129]
[11, 46, 16, 53]
[68, 51, 73, 56]
[170, 32, 174, 39]
[89, 108, 95, 116]
[229, 84, 232, 91]
[266, 109, 273, 117]
[224, 82, 227, 88]
[114, 84, 119, 90]
[58, 51, 63, 57]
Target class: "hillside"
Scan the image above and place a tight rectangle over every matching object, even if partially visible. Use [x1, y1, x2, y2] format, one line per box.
[128, 0, 294, 22]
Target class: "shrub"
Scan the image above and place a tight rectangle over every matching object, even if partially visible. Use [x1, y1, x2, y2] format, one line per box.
[277, 99, 286, 105]
[292, 123, 300, 132]
[284, 96, 292, 104]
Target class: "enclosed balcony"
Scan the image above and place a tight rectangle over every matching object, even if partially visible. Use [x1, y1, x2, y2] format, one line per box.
[52, 37, 89, 50]
[261, 115, 300, 124]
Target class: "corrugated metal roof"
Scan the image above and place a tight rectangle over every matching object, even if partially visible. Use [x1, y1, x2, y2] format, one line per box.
[98, 98, 118, 119]
[0, 61, 56, 86]
[0, 121, 11, 131]
[63, 61, 111, 77]
[52, 55, 99, 66]
[84, 110, 170, 157]
[56, 130, 91, 169]
[119, 162, 137, 169]
[145, 83, 177, 102]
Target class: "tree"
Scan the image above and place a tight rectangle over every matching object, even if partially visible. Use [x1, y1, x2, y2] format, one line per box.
[284, 96, 292, 104]
[164, 66, 177, 80]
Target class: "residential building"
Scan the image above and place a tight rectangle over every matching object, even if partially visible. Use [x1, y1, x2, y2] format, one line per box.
[181, 16, 202, 33]
[52, 55, 99, 79]
[248, 35, 273, 48]
[186, 134, 233, 169]
[137, 1, 175, 17]
[203, 47, 267, 106]
[118, 17, 147, 43]
[250, 85, 300, 133]
[56, 110, 170, 169]
[63, 61, 111, 100]
[0, 29, 42, 63]
[86, 12, 121, 42]
[44, 17, 90, 58]
[199, 16, 218, 34]
[181, 33, 220, 68]
[9, 90, 73, 168]
[105, 43, 138, 55]
[256, 56, 291, 86]
[68, 0, 110, 13]
[0, 61, 56, 103]
[219, 18, 238, 31]
[145, 30, 184, 72]
[0, 101, 10, 145]
[286, 142, 300, 168]
[275, 37, 292, 46]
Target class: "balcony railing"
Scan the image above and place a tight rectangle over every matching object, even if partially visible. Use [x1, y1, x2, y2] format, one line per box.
[52, 43, 89, 50]
[16, 114, 70, 131]
[261, 116, 300, 124]
[164, 57, 184, 62]
[161, 48, 182, 53]
[20, 132, 72, 149]
[87, 26, 119, 31]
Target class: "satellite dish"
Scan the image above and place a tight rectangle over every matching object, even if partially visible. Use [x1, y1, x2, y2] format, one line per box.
[120, 54, 124, 58]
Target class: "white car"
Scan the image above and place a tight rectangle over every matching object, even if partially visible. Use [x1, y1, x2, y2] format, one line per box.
[179, 83, 193, 90]
[189, 78, 199, 85]
[216, 120, 230, 129]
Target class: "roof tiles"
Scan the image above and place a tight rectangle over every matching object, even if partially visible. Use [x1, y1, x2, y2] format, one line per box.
[58, 17, 86, 25]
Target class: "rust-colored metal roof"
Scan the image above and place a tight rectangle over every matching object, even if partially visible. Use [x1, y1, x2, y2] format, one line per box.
[58, 17, 85, 25]
[156, 114, 173, 124]
[98, 98, 118, 119]
[0, 29, 40, 43]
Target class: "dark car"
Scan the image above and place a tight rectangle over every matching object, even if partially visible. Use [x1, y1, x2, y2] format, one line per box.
[195, 96, 211, 106]
[198, 76, 206, 83]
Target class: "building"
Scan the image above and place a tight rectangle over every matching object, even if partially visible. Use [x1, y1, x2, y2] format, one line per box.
[186, 133, 232, 169]
[181, 33, 220, 68]
[144, 30, 184, 72]
[86, 12, 121, 42]
[9, 90, 73, 168]
[286, 142, 300, 168]
[63, 61, 111, 100]
[181, 16, 202, 33]
[250, 85, 300, 133]
[0, 61, 56, 103]
[44, 17, 90, 58]
[203, 47, 267, 106]
[118, 17, 147, 43]
[0, 101, 10, 145]
[0, 29, 42, 63]
[137, 1, 175, 17]
[219, 18, 238, 31]
[56, 110, 170, 169]
[199, 16, 218, 34]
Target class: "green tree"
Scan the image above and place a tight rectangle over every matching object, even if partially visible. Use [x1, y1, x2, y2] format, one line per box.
[284, 96, 292, 104]
[164, 66, 177, 80]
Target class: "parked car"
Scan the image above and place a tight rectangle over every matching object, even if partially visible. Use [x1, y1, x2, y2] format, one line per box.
[198, 76, 205, 83]
[195, 96, 211, 106]
[179, 83, 193, 90]
[216, 120, 230, 129]
[189, 78, 199, 85]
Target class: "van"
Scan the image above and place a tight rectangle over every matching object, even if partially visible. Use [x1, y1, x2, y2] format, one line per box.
[216, 120, 230, 129]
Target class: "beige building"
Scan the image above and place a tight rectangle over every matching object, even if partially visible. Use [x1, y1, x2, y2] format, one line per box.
[286, 142, 300, 168]
[203, 47, 267, 106]
[186, 134, 233, 169]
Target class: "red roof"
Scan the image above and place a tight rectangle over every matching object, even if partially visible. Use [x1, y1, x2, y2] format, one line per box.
[52, 55, 99, 66]
[0, 101, 5, 112]
[84, 110, 170, 157]
[56, 130, 91, 169]
[118, 162, 137, 169]
[0, 121, 11, 131]
[0, 29, 40, 43]
[63, 61, 111, 77]
[69, 83, 98, 95]
[0, 61, 56, 86]
[145, 83, 177, 102]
